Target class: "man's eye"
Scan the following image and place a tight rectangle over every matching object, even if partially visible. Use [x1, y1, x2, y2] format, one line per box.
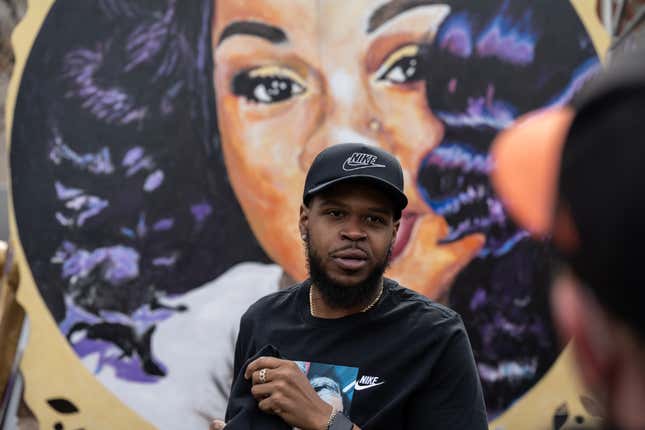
[232, 66, 306, 104]
[327, 210, 344, 218]
[365, 215, 385, 225]
[376, 44, 424, 84]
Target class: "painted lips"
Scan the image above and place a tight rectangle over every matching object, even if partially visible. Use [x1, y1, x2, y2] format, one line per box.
[391, 212, 419, 260]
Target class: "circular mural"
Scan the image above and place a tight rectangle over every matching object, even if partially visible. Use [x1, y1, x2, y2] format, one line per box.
[8, 0, 605, 428]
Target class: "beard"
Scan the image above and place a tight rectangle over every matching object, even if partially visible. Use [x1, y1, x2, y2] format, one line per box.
[305, 235, 391, 309]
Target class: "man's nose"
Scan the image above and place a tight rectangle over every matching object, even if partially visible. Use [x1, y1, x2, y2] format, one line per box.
[299, 70, 392, 170]
[340, 216, 368, 242]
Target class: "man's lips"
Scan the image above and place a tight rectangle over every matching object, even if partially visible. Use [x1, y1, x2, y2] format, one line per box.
[332, 248, 368, 271]
[391, 212, 419, 260]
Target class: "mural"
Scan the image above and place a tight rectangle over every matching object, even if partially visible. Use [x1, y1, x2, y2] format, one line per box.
[6, 0, 608, 428]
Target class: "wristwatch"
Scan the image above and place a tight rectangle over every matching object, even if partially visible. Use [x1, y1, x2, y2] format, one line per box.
[328, 411, 353, 430]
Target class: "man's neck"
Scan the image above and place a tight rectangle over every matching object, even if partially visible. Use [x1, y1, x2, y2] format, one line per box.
[309, 281, 383, 319]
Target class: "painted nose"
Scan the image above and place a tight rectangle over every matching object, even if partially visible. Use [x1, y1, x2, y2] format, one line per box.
[299, 70, 392, 170]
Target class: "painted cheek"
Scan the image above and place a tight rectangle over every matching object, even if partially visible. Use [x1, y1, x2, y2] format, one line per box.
[225, 107, 301, 190]
[390, 96, 444, 212]
[390, 90, 442, 152]
[218, 111, 306, 279]
[369, 84, 444, 197]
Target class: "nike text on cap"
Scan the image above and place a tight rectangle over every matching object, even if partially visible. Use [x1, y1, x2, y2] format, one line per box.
[303, 143, 408, 218]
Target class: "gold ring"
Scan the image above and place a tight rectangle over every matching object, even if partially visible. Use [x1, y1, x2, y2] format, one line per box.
[259, 368, 267, 384]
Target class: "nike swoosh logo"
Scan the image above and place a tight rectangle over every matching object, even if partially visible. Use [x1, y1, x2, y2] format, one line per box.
[354, 381, 385, 391]
[342, 160, 386, 171]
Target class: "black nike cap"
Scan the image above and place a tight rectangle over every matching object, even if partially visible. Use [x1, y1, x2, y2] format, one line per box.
[303, 143, 408, 219]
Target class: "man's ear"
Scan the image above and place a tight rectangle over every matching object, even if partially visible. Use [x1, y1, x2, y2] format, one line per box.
[299, 204, 310, 241]
[551, 274, 615, 389]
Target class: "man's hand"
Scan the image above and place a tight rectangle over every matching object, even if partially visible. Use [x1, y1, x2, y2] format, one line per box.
[209, 419, 225, 430]
[245, 356, 334, 430]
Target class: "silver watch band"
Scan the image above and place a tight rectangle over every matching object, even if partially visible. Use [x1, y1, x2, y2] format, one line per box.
[328, 412, 353, 430]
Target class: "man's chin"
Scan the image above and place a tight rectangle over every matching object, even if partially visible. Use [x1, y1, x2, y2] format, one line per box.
[306, 240, 388, 309]
[315, 274, 382, 309]
[325, 271, 369, 288]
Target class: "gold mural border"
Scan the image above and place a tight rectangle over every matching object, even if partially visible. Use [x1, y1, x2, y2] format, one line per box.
[5, 0, 153, 428]
[3, 0, 608, 429]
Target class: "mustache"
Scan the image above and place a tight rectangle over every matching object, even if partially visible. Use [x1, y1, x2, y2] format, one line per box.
[329, 243, 369, 256]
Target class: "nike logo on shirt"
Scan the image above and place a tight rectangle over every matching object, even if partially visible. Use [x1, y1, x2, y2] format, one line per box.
[354, 375, 385, 391]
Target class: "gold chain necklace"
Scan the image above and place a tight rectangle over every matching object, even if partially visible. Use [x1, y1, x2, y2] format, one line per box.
[309, 282, 384, 317]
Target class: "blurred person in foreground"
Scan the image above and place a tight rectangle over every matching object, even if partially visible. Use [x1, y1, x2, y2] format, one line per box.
[491, 48, 645, 430]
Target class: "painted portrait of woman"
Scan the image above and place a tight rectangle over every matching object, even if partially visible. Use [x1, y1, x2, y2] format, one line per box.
[7, 0, 604, 428]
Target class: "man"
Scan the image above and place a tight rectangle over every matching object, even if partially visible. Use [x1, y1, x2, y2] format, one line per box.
[491, 49, 645, 429]
[220, 143, 487, 429]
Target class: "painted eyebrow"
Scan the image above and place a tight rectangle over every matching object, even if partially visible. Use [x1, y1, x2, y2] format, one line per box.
[367, 0, 444, 33]
[217, 20, 288, 46]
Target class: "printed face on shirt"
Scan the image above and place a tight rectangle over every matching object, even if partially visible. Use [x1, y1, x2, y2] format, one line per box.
[299, 181, 399, 288]
[212, 0, 486, 299]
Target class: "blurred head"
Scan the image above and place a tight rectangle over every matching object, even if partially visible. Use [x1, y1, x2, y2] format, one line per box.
[492, 49, 645, 429]
[211, 0, 485, 299]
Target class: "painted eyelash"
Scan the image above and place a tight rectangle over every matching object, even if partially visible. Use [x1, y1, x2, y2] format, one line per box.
[231, 66, 307, 103]
[374, 44, 421, 79]
[246, 65, 307, 87]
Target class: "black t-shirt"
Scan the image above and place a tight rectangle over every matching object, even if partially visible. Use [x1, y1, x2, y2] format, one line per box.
[226, 278, 488, 429]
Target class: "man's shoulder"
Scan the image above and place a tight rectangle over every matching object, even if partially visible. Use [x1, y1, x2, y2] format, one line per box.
[242, 282, 304, 321]
[385, 279, 462, 327]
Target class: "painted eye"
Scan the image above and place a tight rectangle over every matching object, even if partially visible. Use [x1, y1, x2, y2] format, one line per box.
[232, 66, 306, 104]
[376, 44, 424, 84]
